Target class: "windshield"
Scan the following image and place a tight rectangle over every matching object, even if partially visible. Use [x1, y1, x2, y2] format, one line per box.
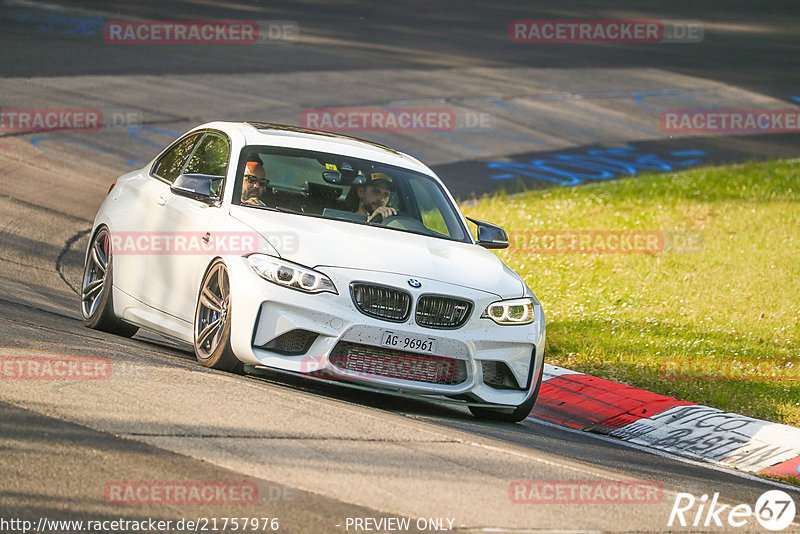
[232, 146, 470, 242]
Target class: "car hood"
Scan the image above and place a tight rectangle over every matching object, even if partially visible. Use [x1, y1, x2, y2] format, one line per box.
[230, 206, 524, 297]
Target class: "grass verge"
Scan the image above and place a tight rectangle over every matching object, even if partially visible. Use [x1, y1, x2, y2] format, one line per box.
[461, 159, 800, 426]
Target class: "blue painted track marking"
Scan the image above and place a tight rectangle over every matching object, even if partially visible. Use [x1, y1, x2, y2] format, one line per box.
[488, 146, 707, 185]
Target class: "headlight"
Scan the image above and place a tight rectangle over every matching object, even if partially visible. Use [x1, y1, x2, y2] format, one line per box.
[481, 297, 535, 325]
[247, 254, 337, 294]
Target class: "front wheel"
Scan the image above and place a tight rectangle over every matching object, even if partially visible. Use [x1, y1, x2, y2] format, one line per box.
[193, 259, 243, 373]
[81, 227, 139, 337]
[469, 367, 544, 423]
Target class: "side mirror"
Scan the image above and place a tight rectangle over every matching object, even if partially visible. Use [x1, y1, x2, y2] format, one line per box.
[465, 216, 509, 249]
[171, 173, 222, 204]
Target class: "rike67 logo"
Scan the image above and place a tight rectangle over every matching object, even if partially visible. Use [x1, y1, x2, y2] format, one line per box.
[668, 490, 796, 531]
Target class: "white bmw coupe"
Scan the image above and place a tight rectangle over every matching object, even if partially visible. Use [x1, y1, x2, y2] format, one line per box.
[81, 122, 545, 422]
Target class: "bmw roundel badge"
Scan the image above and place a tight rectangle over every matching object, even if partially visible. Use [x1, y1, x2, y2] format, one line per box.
[407, 279, 421, 288]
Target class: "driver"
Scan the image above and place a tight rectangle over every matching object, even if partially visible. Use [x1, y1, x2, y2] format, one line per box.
[241, 159, 269, 206]
[354, 172, 397, 222]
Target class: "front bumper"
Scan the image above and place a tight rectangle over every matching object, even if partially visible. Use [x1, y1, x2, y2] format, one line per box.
[227, 259, 546, 407]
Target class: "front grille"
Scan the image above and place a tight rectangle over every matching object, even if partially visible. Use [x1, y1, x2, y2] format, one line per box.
[261, 329, 317, 355]
[350, 283, 411, 322]
[330, 341, 467, 385]
[415, 295, 473, 329]
[481, 360, 524, 390]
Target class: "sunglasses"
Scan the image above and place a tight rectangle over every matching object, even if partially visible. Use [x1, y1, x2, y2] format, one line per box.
[245, 174, 268, 186]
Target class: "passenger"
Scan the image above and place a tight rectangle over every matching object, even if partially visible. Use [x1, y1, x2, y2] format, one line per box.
[241, 159, 269, 206]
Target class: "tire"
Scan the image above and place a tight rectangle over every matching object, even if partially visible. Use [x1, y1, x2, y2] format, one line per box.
[81, 226, 139, 337]
[469, 365, 544, 423]
[193, 259, 243, 373]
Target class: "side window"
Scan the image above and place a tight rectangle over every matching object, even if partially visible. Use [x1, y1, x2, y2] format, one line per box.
[152, 133, 202, 183]
[408, 179, 452, 238]
[183, 133, 230, 177]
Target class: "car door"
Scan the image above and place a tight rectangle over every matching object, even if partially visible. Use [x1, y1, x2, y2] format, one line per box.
[114, 132, 203, 305]
[149, 130, 232, 322]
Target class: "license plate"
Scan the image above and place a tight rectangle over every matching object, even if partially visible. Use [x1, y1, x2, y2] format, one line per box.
[381, 331, 437, 353]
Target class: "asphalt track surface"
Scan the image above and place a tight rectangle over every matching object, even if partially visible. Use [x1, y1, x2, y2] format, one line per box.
[1, 1, 800, 532]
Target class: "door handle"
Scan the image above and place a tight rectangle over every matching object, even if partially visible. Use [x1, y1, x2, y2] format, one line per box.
[156, 196, 167, 206]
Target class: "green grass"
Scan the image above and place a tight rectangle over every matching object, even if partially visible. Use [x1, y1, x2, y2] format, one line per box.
[462, 159, 800, 426]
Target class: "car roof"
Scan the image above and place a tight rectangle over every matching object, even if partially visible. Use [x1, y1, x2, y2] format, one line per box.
[194, 121, 434, 176]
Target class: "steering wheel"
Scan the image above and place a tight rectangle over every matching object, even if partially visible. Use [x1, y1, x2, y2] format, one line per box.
[366, 210, 397, 225]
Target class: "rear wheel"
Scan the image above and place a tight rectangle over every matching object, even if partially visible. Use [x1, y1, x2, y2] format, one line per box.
[81, 227, 139, 337]
[469, 366, 544, 423]
[193, 259, 243, 373]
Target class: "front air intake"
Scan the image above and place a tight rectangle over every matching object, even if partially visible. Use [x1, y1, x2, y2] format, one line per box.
[481, 360, 524, 390]
[330, 341, 467, 385]
[260, 329, 317, 355]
